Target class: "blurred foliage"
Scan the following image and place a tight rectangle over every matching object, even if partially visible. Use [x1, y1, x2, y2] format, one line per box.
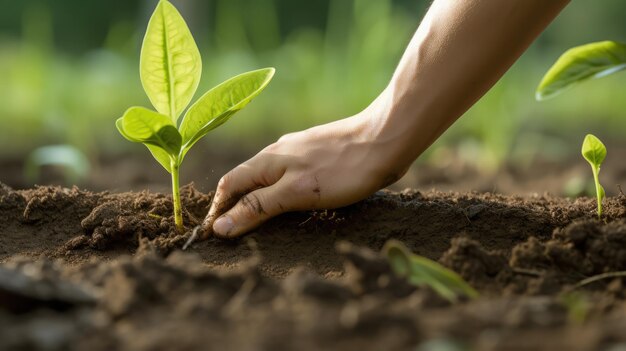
[0, 0, 625, 170]
[25, 144, 89, 185]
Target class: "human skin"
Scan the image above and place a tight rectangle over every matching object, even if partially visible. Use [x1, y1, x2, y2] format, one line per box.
[202, 0, 571, 239]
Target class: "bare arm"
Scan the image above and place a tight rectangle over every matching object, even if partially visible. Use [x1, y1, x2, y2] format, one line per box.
[372, 0, 570, 170]
[201, 0, 570, 239]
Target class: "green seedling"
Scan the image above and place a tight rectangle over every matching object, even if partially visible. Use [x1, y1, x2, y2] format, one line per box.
[116, 0, 275, 232]
[559, 291, 590, 325]
[536, 40, 626, 100]
[560, 270, 626, 324]
[25, 144, 90, 185]
[536, 41, 620, 217]
[382, 240, 478, 302]
[581, 134, 607, 217]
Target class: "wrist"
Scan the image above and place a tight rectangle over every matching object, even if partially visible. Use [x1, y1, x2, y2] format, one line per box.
[350, 88, 418, 183]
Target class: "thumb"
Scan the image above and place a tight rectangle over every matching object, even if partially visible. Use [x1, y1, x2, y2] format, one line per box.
[212, 182, 293, 238]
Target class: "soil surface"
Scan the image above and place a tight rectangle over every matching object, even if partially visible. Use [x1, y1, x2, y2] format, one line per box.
[1, 182, 626, 350]
[3, 142, 626, 197]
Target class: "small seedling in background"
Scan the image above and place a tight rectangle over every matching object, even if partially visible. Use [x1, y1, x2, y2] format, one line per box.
[536, 41, 621, 217]
[560, 270, 626, 324]
[559, 291, 590, 325]
[25, 144, 90, 185]
[382, 240, 478, 302]
[116, 0, 274, 232]
[581, 134, 607, 217]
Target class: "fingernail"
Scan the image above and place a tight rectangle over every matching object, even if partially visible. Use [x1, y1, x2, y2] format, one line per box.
[213, 215, 235, 236]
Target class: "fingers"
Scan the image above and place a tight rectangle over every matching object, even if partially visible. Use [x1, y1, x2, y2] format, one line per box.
[212, 175, 319, 238]
[210, 182, 287, 238]
[201, 155, 284, 238]
[201, 167, 250, 238]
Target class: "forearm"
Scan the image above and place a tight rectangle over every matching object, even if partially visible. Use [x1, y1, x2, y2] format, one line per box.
[369, 0, 570, 170]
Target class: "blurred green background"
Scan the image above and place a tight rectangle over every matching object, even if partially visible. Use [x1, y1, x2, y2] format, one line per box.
[0, 0, 625, 193]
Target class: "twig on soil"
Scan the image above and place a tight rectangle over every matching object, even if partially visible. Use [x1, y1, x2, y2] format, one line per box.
[298, 210, 341, 227]
[618, 184, 624, 196]
[569, 271, 626, 291]
[299, 216, 313, 226]
[182, 226, 202, 250]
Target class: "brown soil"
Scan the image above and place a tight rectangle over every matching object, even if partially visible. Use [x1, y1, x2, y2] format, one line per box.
[1, 182, 626, 350]
[3, 142, 626, 197]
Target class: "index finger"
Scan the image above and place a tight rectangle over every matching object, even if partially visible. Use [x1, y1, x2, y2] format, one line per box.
[201, 189, 243, 238]
[201, 155, 285, 238]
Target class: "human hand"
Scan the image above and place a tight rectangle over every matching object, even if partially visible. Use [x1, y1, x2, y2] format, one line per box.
[186, 0, 571, 243]
[201, 96, 410, 238]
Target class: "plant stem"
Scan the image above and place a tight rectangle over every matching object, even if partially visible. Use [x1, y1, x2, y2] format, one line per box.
[592, 165, 602, 217]
[171, 160, 184, 233]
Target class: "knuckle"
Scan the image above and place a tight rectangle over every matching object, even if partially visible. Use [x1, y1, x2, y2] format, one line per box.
[218, 164, 247, 192]
[237, 193, 267, 219]
[263, 143, 280, 153]
[217, 174, 231, 191]
[277, 132, 295, 143]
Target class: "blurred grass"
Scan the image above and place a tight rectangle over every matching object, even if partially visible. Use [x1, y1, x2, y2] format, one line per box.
[0, 0, 625, 171]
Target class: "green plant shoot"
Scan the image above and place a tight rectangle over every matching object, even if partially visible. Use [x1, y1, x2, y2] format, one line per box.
[536, 41, 618, 217]
[382, 240, 478, 302]
[116, 0, 275, 232]
[581, 134, 607, 217]
[536, 41, 626, 100]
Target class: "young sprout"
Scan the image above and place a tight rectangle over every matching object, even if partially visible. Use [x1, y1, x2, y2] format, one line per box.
[581, 134, 607, 217]
[116, 0, 275, 232]
[383, 240, 478, 302]
[536, 42, 621, 218]
[559, 291, 590, 325]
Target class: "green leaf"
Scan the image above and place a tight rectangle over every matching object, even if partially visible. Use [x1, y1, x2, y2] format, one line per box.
[115, 117, 134, 141]
[536, 41, 626, 100]
[116, 115, 174, 173]
[581, 134, 607, 168]
[383, 240, 478, 302]
[140, 0, 202, 122]
[118, 107, 182, 155]
[146, 144, 174, 173]
[179, 68, 275, 158]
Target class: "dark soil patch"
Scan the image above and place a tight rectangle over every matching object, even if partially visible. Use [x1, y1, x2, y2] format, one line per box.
[1, 183, 626, 350]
